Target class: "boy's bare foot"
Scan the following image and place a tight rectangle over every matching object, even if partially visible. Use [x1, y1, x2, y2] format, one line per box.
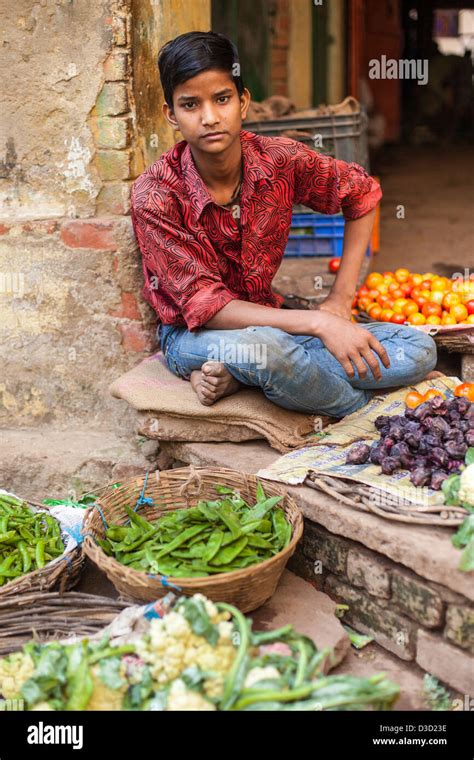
[190, 361, 242, 406]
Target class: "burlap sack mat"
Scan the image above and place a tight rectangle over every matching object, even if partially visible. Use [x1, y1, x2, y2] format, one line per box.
[109, 352, 330, 453]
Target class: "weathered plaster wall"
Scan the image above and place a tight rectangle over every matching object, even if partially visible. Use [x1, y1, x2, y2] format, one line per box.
[0, 0, 211, 431]
[132, 0, 211, 172]
[0, 0, 114, 220]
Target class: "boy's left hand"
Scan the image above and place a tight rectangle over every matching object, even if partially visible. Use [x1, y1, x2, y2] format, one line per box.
[318, 294, 352, 321]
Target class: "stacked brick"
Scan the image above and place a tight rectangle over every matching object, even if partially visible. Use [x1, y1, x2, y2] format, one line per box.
[288, 520, 474, 696]
[90, 5, 133, 216]
[268, 0, 290, 96]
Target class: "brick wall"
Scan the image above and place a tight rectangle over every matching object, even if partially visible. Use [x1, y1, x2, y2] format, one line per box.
[268, 0, 290, 96]
[288, 520, 474, 696]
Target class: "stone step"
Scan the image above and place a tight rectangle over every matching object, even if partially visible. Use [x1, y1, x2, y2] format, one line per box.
[0, 427, 156, 501]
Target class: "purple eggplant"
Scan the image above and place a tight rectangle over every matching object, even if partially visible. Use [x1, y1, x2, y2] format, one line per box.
[369, 444, 384, 465]
[375, 415, 392, 431]
[445, 440, 468, 459]
[411, 401, 435, 421]
[380, 456, 400, 475]
[405, 431, 422, 450]
[404, 421, 421, 435]
[400, 452, 415, 469]
[346, 443, 371, 465]
[410, 466, 432, 487]
[455, 397, 471, 416]
[389, 423, 405, 441]
[430, 396, 448, 415]
[430, 469, 450, 491]
[429, 447, 448, 469]
[465, 429, 474, 447]
[430, 417, 452, 438]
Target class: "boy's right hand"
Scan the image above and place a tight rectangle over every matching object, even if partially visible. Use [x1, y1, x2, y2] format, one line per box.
[310, 311, 390, 381]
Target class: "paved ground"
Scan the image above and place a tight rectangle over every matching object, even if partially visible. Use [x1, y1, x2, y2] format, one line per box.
[374, 143, 474, 276]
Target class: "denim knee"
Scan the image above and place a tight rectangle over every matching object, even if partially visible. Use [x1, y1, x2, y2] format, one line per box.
[405, 327, 438, 378]
[240, 326, 301, 380]
[410, 330, 438, 374]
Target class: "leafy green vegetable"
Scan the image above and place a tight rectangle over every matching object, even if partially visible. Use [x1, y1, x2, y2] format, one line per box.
[443, 449, 474, 572]
[465, 447, 474, 467]
[179, 597, 219, 646]
[98, 657, 125, 690]
[442, 473, 461, 506]
[423, 674, 452, 711]
[343, 625, 374, 650]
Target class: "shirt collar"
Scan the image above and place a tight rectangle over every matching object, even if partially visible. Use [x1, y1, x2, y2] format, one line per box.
[181, 129, 273, 223]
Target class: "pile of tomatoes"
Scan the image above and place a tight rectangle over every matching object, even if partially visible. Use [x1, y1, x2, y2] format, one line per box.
[405, 383, 474, 408]
[353, 269, 474, 326]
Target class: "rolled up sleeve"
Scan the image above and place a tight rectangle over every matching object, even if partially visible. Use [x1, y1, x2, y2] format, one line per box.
[292, 142, 382, 220]
[131, 203, 237, 331]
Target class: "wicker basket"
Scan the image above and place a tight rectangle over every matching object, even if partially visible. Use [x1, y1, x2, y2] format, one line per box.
[83, 467, 303, 613]
[0, 502, 84, 599]
[0, 549, 83, 599]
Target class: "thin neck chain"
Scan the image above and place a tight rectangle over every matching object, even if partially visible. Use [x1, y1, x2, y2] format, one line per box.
[217, 160, 243, 209]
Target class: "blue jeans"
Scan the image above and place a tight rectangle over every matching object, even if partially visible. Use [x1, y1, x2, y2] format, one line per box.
[157, 322, 437, 418]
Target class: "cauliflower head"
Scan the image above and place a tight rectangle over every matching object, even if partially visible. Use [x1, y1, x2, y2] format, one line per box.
[166, 679, 216, 711]
[459, 463, 474, 507]
[137, 594, 236, 699]
[0, 653, 35, 700]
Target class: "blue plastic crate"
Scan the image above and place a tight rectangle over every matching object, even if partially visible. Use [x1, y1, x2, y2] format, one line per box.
[285, 212, 371, 258]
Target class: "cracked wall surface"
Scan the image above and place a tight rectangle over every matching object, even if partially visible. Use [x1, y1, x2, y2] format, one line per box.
[0, 0, 211, 430]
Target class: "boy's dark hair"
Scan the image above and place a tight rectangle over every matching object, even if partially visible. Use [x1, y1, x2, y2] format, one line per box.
[158, 31, 245, 108]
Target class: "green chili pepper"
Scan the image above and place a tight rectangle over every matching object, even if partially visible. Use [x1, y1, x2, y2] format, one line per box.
[18, 541, 32, 574]
[19, 525, 34, 541]
[197, 501, 219, 522]
[272, 509, 292, 550]
[114, 526, 159, 553]
[106, 526, 129, 542]
[0, 494, 23, 507]
[124, 505, 154, 532]
[153, 524, 208, 559]
[35, 539, 45, 569]
[0, 553, 19, 573]
[218, 603, 251, 710]
[216, 502, 243, 540]
[210, 537, 248, 566]
[202, 529, 224, 563]
[65, 644, 94, 710]
[0, 531, 17, 544]
[241, 495, 283, 524]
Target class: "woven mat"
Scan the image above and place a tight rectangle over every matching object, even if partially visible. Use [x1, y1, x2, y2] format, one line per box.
[110, 352, 332, 454]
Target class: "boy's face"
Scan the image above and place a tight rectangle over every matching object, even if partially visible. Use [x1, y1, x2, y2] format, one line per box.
[162, 69, 251, 153]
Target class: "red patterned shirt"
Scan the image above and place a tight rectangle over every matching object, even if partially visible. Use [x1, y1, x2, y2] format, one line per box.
[131, 129, 382, 331]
